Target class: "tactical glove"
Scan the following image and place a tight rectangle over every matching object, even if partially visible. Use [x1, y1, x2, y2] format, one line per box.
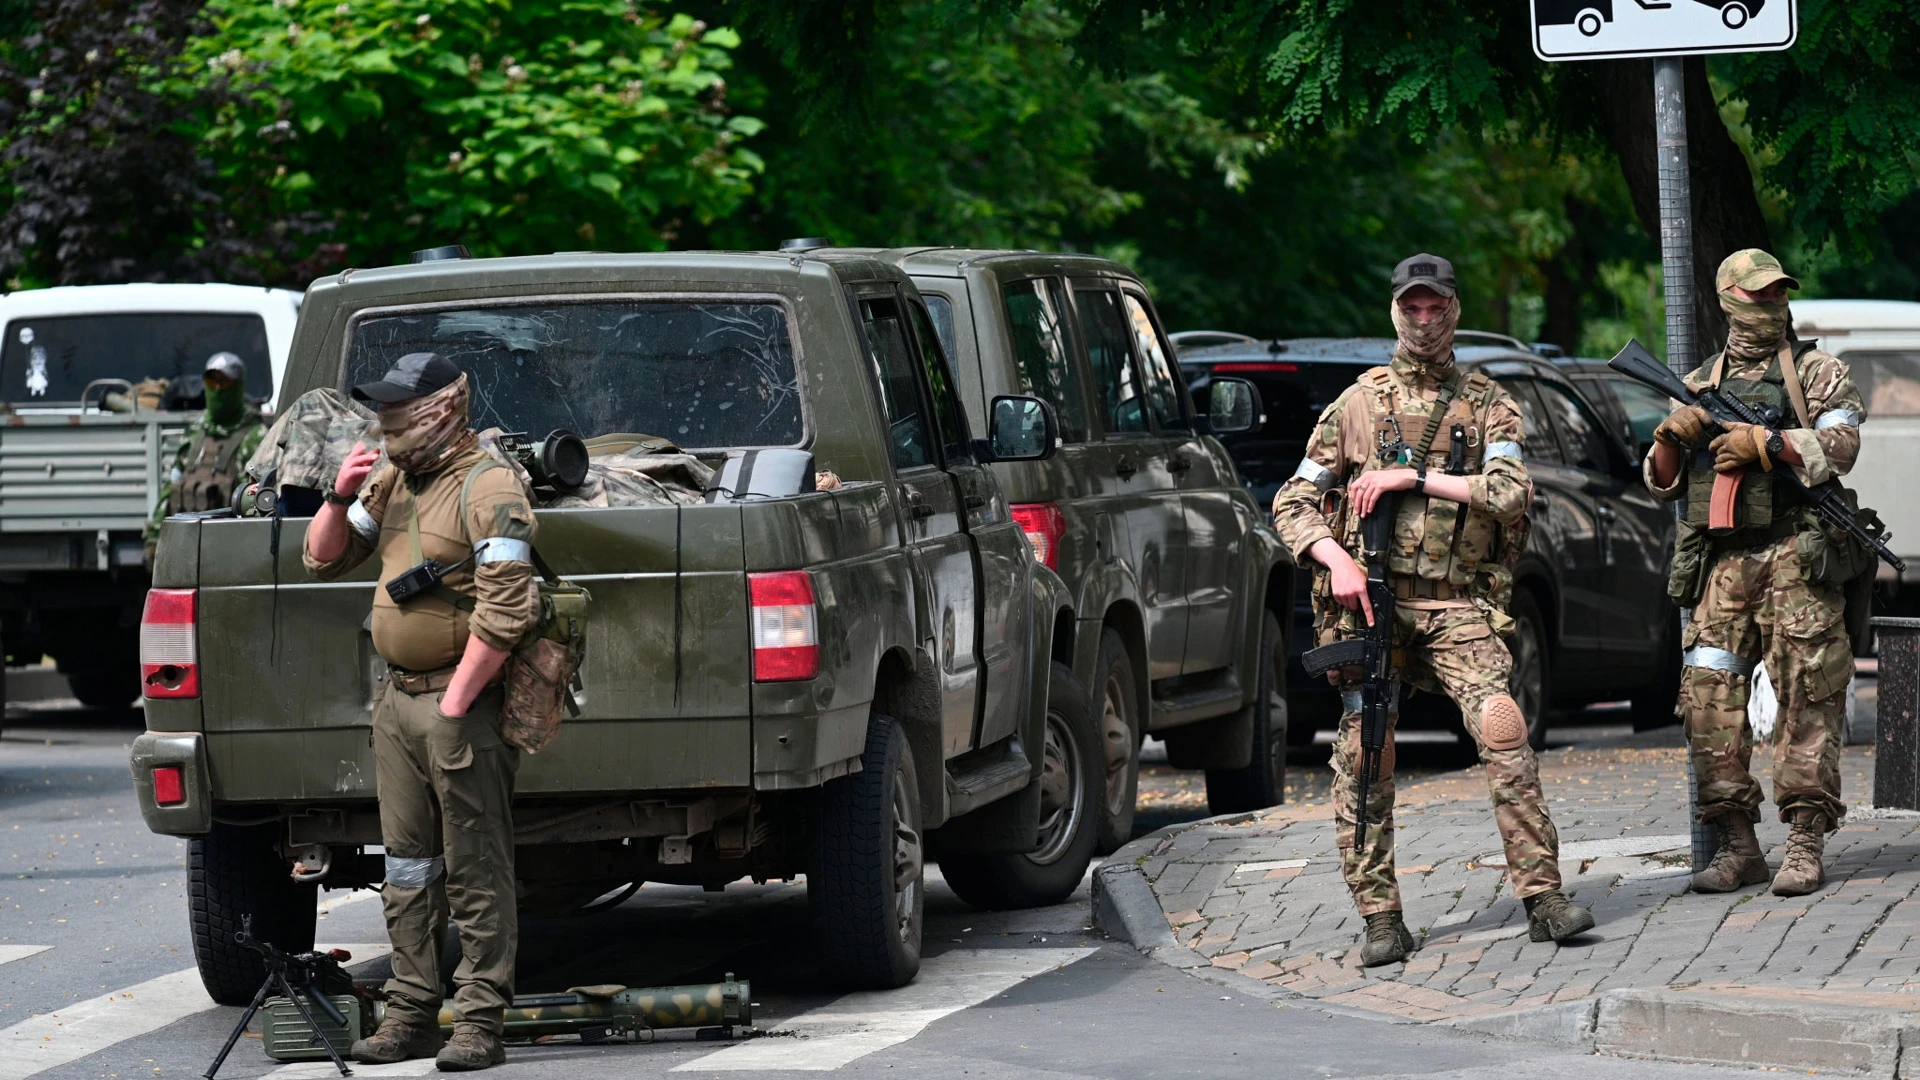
[1653, 404, 1711, 449]
[1711, 423, 1773, 473]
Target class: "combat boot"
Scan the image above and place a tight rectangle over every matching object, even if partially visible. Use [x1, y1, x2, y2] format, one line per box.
[1690, 815, 1770, 893]
[1524, 889, 1595, 943]
[1771, 809, 1829, 897]
[1357, 911, 1415, 967]
[349, 1017, 444, 1064]
[436, 1023, 507, 1072]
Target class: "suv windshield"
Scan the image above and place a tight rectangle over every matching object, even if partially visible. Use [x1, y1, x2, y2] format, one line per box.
[3, 312, 271, 405]
[347, 300, 804, 449]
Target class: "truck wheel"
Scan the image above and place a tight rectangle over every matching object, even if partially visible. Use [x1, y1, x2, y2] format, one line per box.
[1206, 611, 1288, 813]
[940, 662, 1101, 909]
[810, 713, 922, 990]
[1092, 630, 1140, 854]
[1509, 590, 1552, 752]
[59, 636, 140, 711]
[1629, 614, 1683, 732]
[189, 821, 317, 1005]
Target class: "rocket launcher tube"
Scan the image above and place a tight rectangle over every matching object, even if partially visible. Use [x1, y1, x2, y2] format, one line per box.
[386, 975, 753, 1038]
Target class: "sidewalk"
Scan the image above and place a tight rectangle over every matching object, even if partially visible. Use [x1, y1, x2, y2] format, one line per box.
[1095, 723, 1920, 1076]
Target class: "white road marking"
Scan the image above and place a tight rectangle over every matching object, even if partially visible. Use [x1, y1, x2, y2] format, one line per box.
[1235, 859, 1309, 874]
[317, 888, 382, 914]
[673, 947, 1095, 1072]
[0, 946, 52, 967]
[0, 967, 214, 1080]
[267, 1061, 434, 1079]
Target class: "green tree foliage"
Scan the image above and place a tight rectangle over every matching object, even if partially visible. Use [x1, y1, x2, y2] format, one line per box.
[184, 0, 765, 264]
[708, 0, 1261, 252]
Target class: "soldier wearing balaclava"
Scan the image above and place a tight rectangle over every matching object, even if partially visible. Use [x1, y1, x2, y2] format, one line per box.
[147, 352, 267, 548]
[1645, 249, 1867, 899]
[1271, 254, 1595, 966]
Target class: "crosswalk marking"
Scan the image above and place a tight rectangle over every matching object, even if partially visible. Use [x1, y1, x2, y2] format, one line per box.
[673, 947, 1095, 1072]
[0, 967, 214, 1080]
[267, 1060, 434, 1079]
[0, 946, 52, 967]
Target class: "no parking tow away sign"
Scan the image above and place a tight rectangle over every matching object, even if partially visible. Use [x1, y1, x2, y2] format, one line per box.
[1531, 0, 1797, 60]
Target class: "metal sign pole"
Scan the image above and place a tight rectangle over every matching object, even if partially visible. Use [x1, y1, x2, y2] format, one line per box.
[1653, 55, 1716, 872]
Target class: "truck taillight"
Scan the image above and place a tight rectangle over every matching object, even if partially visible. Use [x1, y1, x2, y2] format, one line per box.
[152, 765, 186, 806]
[1011, 503, 1066, 569]
[749, 571, 819, 682]
[140, 588, 199, 699]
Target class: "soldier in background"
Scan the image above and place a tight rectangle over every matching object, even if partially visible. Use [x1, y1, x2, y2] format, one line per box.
[305, 352, 540, 1071]
[146, 352, 265, 549]
[1645, 249, 1863, 897]
[1271, 254, 1594, 966]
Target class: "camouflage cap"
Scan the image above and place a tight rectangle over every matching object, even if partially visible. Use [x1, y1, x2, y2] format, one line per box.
[1716, 249, 1800, 293]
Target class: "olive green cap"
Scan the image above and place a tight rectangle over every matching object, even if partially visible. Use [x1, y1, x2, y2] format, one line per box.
[1716, 248, 1800, 293]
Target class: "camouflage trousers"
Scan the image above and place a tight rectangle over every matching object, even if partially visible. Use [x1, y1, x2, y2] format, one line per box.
[1683, 534, 1851, 828]
[1333, 603, 1562, 915]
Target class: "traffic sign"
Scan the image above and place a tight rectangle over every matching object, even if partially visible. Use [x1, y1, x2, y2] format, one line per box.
[1531, 0, 1796, 61]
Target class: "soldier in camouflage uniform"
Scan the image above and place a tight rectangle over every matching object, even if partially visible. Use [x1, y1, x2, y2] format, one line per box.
[1645, 249, 1863, 898]
[1273, 255, 1594, 965]
[146, 352, 266, 547]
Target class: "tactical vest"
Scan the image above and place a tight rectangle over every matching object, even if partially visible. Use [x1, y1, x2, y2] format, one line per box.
[168, 413, 261, 515]
[1681, 350, 1806, 536]
[1346, 367, 1505, 587]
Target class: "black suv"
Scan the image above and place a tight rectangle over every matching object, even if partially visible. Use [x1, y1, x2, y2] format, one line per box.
[1182, 338, 1681, 745]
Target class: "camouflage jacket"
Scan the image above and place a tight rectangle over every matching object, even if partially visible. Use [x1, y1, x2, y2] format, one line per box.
[1643, 341, 1863, 501]
[1271, 352, 1532, 604]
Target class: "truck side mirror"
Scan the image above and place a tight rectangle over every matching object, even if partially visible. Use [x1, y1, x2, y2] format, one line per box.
[978, 394, 1059, 462]
[1202, 377, 1262, 436]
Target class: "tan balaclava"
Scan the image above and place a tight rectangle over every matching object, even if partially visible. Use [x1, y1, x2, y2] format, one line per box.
[380, 373, 474, 475]
[1716, 248, 1798, 361]
[1391, 295, 1462, 370]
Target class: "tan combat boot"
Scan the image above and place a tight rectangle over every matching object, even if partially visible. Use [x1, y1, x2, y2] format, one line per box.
[1524, 889, 1596, 943]
[349, 1017, 445, 1064]
[436, 1022, 507, 1072]
[1690, 815, 1770, 893]
[1358, 911, 1415, 967]
[1771, 809, 1829, 897]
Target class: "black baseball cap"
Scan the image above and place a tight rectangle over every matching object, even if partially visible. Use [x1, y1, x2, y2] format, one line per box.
[351, 352, 461, 404]
[1391, 253, 1458, 299]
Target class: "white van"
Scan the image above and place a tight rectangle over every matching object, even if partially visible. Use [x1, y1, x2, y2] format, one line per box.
[1793, 299, 1920, 604]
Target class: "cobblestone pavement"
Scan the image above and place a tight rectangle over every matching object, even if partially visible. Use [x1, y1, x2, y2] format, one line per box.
[1131, 724, 1920, 1025]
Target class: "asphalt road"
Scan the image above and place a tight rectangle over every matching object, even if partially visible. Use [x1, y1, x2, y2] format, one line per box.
[2, 694, 1765, 1080]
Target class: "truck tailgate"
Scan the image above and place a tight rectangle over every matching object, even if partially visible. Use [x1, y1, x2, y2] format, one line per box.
[190, 503, 751, 801]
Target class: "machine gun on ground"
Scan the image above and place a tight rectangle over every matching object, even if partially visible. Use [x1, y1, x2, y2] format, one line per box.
[1609, 337, 1904, 573]
[202, 916, 357, 1079]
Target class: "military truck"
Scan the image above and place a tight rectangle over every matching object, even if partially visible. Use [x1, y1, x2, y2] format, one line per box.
[129, 249, 1100, 1001]
[877, 248, 1296, 843]
[0, 284, 299, 712]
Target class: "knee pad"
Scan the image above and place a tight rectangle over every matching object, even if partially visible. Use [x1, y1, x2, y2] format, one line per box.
[1481, 694, 1529, 751]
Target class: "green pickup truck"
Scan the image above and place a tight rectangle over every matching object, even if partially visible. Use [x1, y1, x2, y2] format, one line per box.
[130, 249, 1102, 998]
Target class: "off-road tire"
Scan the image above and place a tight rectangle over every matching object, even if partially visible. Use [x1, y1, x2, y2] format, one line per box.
[1092, 630, 1141, 854]
[809, 713, 923, 990]
[941, 663, 1101, 909]
[66, 661, 141, 712]
[1629, 614, 1683, 732]
[1207, 611, 1289, 813]
[1509, 590, 1553, 752]
[189, 821, 317, 1005]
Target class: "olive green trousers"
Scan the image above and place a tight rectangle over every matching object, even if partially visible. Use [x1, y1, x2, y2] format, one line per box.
[372, 680, 519, 1033]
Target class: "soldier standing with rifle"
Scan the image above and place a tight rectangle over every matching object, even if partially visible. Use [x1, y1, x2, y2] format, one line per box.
[1273, 254, 1594, 967]
[304, 352, 541, 1071]
[1641, 250, 1872, 898]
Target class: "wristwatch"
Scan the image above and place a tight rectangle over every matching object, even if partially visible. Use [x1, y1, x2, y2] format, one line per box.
[1413, 464, 1428, 494]
[323, 489, 355, 507]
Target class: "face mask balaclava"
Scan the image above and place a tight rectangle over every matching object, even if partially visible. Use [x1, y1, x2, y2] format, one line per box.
[380, 372, 474, 475]
[1390, 295, 1462, 371]
[1721, 290, 1790, 361]
[204, 379, 246, 428]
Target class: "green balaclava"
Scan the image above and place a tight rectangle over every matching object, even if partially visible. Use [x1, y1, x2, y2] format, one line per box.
[204, 378, 246, 428]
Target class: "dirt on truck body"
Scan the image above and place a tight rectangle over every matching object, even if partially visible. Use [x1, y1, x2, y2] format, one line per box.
[131, 250, 1099, 1000]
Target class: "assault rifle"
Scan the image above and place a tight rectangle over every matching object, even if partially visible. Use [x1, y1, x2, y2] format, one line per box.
[1300, 496, 1399, 850]
[1608, 338, 1904, 573]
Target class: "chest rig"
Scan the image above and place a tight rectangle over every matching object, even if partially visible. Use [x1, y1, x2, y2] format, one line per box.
[1683, 347, 1808, 537]
[168, 413, 260, 514]
[1348, 366, 1503, 587]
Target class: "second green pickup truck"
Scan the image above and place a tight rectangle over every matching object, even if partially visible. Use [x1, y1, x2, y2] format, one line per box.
[132, 248, 1103, 999]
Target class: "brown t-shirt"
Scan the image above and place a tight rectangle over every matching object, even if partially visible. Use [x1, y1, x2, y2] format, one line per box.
[304, 442, 540, 672]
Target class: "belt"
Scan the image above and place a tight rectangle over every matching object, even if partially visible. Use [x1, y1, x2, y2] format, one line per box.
[1392, 577, 1460, 601]
[1708, 514, 1802, 554]
[388, 665, 504, 696]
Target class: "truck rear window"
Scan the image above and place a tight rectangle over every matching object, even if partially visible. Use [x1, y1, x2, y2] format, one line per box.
[3, 312, 271, 404]
[347, 300, 804, 449]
